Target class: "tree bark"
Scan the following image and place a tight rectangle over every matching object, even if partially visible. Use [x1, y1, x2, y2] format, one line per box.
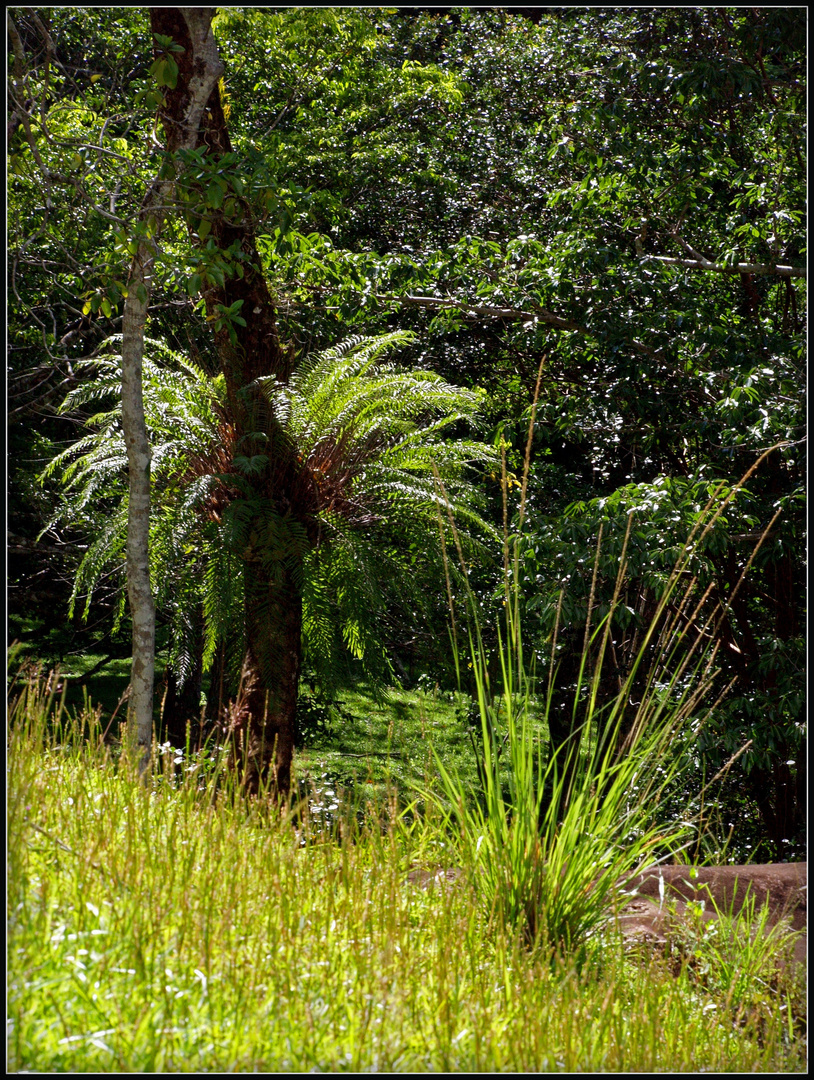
[644, 255, 805, 278]
[121, 259, 157, 770]
[150, 7, 302, 796]
[226, 559, 302, 794]
[121, 9, 224, 771]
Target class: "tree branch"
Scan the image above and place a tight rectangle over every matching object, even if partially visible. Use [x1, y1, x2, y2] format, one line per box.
[645, 256, 805, 279]
[371, 292, 662, 357]
[374, 291, 581, 330]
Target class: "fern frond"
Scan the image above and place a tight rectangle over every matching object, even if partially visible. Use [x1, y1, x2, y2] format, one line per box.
[41, 326, 498, 700]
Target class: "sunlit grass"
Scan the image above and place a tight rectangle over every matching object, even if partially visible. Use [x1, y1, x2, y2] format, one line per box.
[7, 679, 805, 1072]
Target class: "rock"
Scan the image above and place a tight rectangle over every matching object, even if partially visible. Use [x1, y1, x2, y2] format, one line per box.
[619, 862, 806, 968]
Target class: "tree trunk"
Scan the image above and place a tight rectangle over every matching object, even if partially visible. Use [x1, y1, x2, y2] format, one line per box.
[121, 259, 157, 771]
[223, 559, 302, 796]
[150, 8, 303, 796]
[120, 9, 224, 771]
[746, 759, 803, 861]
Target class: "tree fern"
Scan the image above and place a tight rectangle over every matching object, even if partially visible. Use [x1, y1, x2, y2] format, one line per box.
[41, 330, 499, 695]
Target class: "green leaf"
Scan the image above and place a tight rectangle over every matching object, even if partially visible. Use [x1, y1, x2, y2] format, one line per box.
[164, 57, 179, 89]
[149, 57, 166, 84]
[150, 56, 179, 89]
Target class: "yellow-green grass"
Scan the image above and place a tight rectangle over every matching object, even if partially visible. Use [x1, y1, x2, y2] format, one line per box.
[8, 681, 805, 1072]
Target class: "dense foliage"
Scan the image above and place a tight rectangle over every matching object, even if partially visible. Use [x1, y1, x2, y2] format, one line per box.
[8, 8, 805, 852]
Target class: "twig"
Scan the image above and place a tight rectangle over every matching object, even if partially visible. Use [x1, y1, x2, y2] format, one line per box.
[339, 752, 404, 759]
[100, 685, 131, 744]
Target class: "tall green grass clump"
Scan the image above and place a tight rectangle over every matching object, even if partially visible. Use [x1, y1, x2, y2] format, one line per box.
[430, 536, 722, 959]
[428, 402, 784, 962]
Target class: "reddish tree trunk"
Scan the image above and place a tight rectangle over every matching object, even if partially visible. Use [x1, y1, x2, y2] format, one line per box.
[150, 8, 303, 795]
[226, 559, 302, 794]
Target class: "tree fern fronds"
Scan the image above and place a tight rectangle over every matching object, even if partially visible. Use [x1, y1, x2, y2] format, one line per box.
[40, 429, 123, 485]
[69, 503, 129, 621]
[301, 536, 395, 694]
[162, 573, 206, 689]
[150, 505, 203, 595]
[201, 533, 245, 673]
[98, 333, 212, 385]
[384, 433, 496, 466]
[254, 509, 310, 567]
[42, 325, 499, 703]
[110, 587, 128, 636]
[172, 638, 194, 691]
[302, 589, 333, 665]
[291, 330, 417, 397]
[60, 456, 129, 501]
[56, 364, 121, 413]
[179, 474, 222, 514]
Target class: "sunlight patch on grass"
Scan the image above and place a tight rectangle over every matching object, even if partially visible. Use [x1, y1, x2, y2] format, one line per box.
[7, 680, 805, 1073]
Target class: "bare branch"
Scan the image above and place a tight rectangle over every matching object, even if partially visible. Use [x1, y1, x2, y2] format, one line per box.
[646, 256, 805, 279]
[370, 292, 663, 358]
[373, 292, 581, 329]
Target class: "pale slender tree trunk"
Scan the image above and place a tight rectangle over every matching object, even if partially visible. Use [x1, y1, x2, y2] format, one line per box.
[120, 9, 224, 771]
[121, 260, 157, 770]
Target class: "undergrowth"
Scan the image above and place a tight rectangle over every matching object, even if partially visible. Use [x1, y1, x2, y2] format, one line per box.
[7, 678, 805, 1073]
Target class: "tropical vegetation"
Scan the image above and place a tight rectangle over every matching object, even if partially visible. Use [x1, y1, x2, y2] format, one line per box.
[7, 7, 806, 1071]
[7, 675, 806, 1072]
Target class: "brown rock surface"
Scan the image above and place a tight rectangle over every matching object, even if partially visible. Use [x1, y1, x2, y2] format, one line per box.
[619, 862, 806, 967]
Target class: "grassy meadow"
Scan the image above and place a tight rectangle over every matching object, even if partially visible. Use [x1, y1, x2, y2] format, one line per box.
[7, 670, 806, 1072]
